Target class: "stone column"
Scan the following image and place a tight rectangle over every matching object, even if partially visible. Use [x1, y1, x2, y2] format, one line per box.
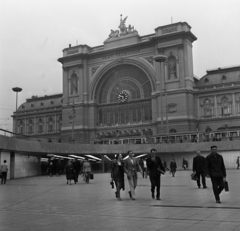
[232, 93, 236, 116]
[214, 96, 218, 117]
[197, 97, 200, 118]
[55, 114, 57, 132]
[62, 67, 68, 104]
[154, 55, 167, 134]
[178, 44, 185, 88]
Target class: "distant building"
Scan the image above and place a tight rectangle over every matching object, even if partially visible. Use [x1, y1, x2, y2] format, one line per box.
[12, 17, 240, 143]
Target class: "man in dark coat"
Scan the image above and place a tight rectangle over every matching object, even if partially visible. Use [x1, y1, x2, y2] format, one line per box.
[73, 159, 81, 183]
[205, 145, 227, 203]
[192, 151, 207, 189]
[170, 159, 177, 177]
[146, 149, 165, 200]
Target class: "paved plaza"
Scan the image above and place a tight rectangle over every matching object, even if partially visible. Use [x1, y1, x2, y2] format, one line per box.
[0, 170, 240, 231]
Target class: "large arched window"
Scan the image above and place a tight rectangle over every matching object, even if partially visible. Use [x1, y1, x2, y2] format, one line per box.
[95, 64, 152, 127]
[95, 64, 152, 104]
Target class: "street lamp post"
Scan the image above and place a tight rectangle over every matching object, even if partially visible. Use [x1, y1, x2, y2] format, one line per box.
[12, 87, 22, 136]
[153, 55, 167, 135]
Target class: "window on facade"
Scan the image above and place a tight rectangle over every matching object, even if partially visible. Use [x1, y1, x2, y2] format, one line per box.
[48, 117, 54, 132]
[237, 98, 240, 114]
[169, 129, 177, 133]
[28, 119, 33, 134]
[96, 64, 151, 104]
[221, 97, 231, 116]
[222, 75, 227, 83]
[38, 118, 43, 133]
[57, 115, 62, 132]
[97, 101, 152, 127]
[95, 65, 152, 127]
[203, 99, 213, 118]
[19, 121, 24, 134]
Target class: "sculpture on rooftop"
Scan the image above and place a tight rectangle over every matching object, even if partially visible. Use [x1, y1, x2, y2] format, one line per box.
[107, 15, 137, 40]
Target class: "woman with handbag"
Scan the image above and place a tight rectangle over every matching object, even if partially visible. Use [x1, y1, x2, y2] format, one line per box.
[111, 154, 125, 201]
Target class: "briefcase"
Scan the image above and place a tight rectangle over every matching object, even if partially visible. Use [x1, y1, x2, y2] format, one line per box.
[190, 172, 198, 181]
[224, 181, 229, 192]
[90, 173, 94, 180]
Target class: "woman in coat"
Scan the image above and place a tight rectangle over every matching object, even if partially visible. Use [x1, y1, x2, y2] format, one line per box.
[111, 153, 125, 200]
[65, 160, 75, 185]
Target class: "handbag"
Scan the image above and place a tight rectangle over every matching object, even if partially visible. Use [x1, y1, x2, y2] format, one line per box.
[224, 181, 229, 192]
[90, 173, 94, 180]
[157, 168, 165, 175]
[110, 180, 114, 189]
[190, 172, 198, 181]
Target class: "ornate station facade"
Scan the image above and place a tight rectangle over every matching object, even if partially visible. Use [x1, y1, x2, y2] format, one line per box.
[13, 17, 240, 143]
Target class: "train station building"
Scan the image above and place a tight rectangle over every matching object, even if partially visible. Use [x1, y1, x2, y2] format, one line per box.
[12, 17, 240, 144]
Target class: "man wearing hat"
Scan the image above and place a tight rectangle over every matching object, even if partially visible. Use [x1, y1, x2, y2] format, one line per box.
[205, 145, 227, 203]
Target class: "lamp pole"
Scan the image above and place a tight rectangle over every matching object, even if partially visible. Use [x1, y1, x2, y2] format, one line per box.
[12, 87, 22, 136]
[153, 55, 167, 135]
[165, 91, 169, 139]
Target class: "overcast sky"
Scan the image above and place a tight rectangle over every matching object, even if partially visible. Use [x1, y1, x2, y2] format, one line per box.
[0, 0, 240, 134]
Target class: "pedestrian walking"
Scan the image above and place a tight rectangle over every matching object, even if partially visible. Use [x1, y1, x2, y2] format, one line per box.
[48, 161, 54, 177]
[73, 158, 81, 183]
[124, 150, 142, 200]
[192, 151, 207, 189]
[1, 160, 8, 184]
[111, 154, 125, 201]
[82, 157, 91, 183]
[163, 159, 169, 171]
[182, 158, 188, 170]
[139, 158, 144, 178]
[146, 149, 165, 200]
[143, 158, 148, 178]
[170, 159, 177, 177]
[205, 145, 227, 203]
[236, 156, 240, 170]
[64, 160, 75, 185]
[55, 160, 62, 177]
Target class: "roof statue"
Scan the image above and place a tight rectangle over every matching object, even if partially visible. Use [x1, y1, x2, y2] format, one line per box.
[107, 15, 137, 40]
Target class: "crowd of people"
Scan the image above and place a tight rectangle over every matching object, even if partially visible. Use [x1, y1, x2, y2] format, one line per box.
[110, 145, 234, 204]
[44, 157, 92, 185]
[1, 145, 239, 204]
